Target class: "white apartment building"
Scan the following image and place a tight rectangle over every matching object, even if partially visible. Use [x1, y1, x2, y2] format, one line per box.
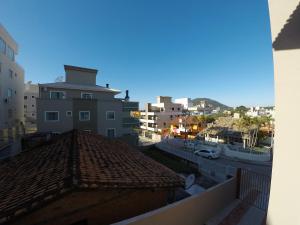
[246, 106, 275, 119]
[174, 98, 193, 109]
[140, 96, 183, 134]
[24, 82, 39, 133]
[0, 24, 25, 143]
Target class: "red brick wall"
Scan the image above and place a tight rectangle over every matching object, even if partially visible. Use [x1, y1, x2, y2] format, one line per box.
[11, 189, 169, 225]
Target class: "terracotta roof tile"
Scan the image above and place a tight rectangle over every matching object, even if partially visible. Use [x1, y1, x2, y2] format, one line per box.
[0, 130, 183, 223]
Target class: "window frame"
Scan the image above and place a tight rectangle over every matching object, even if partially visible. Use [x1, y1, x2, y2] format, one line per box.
[106, 111, 115, 120]
[45, 111, 59, 122]
[66, 111, 72, 117]
[81, 92, 93, 99]
[107, 128, 116, 138]
[49, 91, 66, 100]
[79, 111, 90, 121]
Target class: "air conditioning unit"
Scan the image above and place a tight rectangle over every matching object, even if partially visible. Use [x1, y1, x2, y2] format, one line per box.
[4, 98, 9, 104]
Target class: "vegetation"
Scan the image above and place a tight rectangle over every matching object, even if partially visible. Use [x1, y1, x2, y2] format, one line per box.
[142, 147, 198, 174]
[191, 98, 231, 110]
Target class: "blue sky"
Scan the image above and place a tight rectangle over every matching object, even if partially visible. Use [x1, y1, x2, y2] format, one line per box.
[1, 0, 274, 107]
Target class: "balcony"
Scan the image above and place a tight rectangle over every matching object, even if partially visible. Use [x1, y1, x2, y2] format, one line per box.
[113, 176, 238, 225]
[122, 101, 139, 112]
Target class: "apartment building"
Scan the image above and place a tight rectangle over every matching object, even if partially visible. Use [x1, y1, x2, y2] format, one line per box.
[140, 96, 183, 135]
[24, 81, 39, 133]
[174, 98, 193, 109]
[0, 24, 25, 143]
[37, 65, 139, 141]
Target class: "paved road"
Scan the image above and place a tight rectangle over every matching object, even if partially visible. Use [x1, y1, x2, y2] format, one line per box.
[158, 140, 272, 176]
[215, 156, 272, 176]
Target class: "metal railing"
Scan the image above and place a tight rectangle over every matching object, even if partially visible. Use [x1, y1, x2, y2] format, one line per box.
[237, 168, 271, 211]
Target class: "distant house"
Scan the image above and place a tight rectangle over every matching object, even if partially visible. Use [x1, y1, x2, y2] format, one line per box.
[0, 130, 183, 225]
[37, 65, 139, 144]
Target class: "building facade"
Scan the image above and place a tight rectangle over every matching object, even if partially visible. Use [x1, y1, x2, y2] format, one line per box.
[24, 82, 39, 133]
[140, 96, 183, 136]
[36, 65, 139, 140]
[174, 98, 193, 109]
[0, 24, 25, 143]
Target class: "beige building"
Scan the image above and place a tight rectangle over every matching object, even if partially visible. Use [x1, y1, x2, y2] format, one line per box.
[140, 96, 183, 136]
[37, 65, 139, 141]
[0, 24, 25, 143]
[24, 82, 39, 133]
[268, 0, 300, 224]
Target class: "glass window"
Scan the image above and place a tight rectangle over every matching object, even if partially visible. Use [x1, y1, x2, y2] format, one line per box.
[24, 96, 28, 100]
[66, 111, 72, 117]
[50, 91, 65, 99]
[7, 88, 13, 97]
[0, 62, 2, 73]
[9, 70, 13, 79]
[107, 128, 115, 138]
[79, 111, 90, 121]
[106, 111, 115, 120]
[6, 45, 14, 61]
[0, 37, 5, 54]
[81, 92, 93, 99]
[45, 112, 59, 121]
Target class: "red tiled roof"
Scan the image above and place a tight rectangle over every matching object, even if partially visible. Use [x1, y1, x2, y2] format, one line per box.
[0, 130, 183, 223]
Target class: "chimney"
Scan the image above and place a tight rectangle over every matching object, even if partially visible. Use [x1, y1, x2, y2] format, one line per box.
[125, 90, 130, 102]
[106, 84, 109, 88]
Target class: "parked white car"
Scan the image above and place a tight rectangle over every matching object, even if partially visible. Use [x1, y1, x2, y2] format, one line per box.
[194, 149, 219, 159]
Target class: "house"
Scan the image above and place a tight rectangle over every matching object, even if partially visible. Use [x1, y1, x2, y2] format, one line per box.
[0, 130, 183, 225]
[36, 65, 139, 143]
[139, 96, 183, 138]
[24, 81, 39, 133]
[0, 24, 25, 143]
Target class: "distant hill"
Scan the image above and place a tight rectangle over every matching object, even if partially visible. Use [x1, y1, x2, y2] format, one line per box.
[191, 98, 231, 110]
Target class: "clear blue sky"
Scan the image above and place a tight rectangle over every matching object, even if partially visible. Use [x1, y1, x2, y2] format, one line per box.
[1, 0, 274, 108]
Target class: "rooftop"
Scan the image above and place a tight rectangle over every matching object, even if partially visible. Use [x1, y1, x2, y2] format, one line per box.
[38, 82, 121, 94]
[64, 64, 98, 73]
[0, 130, 183, 223]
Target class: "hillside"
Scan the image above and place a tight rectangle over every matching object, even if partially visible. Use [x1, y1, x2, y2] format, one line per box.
[191, 98, 231, 110]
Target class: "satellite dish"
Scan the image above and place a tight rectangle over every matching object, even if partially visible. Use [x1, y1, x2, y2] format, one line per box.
[185, 174, 195, 189]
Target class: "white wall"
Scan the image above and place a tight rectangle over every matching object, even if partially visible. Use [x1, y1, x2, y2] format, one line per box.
[268, 1, 300, 224]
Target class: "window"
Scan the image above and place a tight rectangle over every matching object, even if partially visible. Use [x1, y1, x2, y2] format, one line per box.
[24, 105, 27, 108]
[32, 104, 34, 107]
[6, 45, 15, 61]
[9, 69, 13, 79]
[106, 111, 115, 120]
[50, 91, 65, 99]
[79, 111, 90, 121]
[178, 108, 180, 111]
[0, 62, 2, 73]
[0, 37, 5, 54]
[24, 96, 28, 100]
[66, 111, 72, 117]
[170, 115, 173, 119]
[45, 111, 59, 121]
[7, 88, 13, 98]
[107, 128, 116, 138]
[172, 107, 174, 111]
[15, 73, 17, 78]
[81, 92, 93, 99]
[32, 113, 35, 116]
[32, 96, 35, 99]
